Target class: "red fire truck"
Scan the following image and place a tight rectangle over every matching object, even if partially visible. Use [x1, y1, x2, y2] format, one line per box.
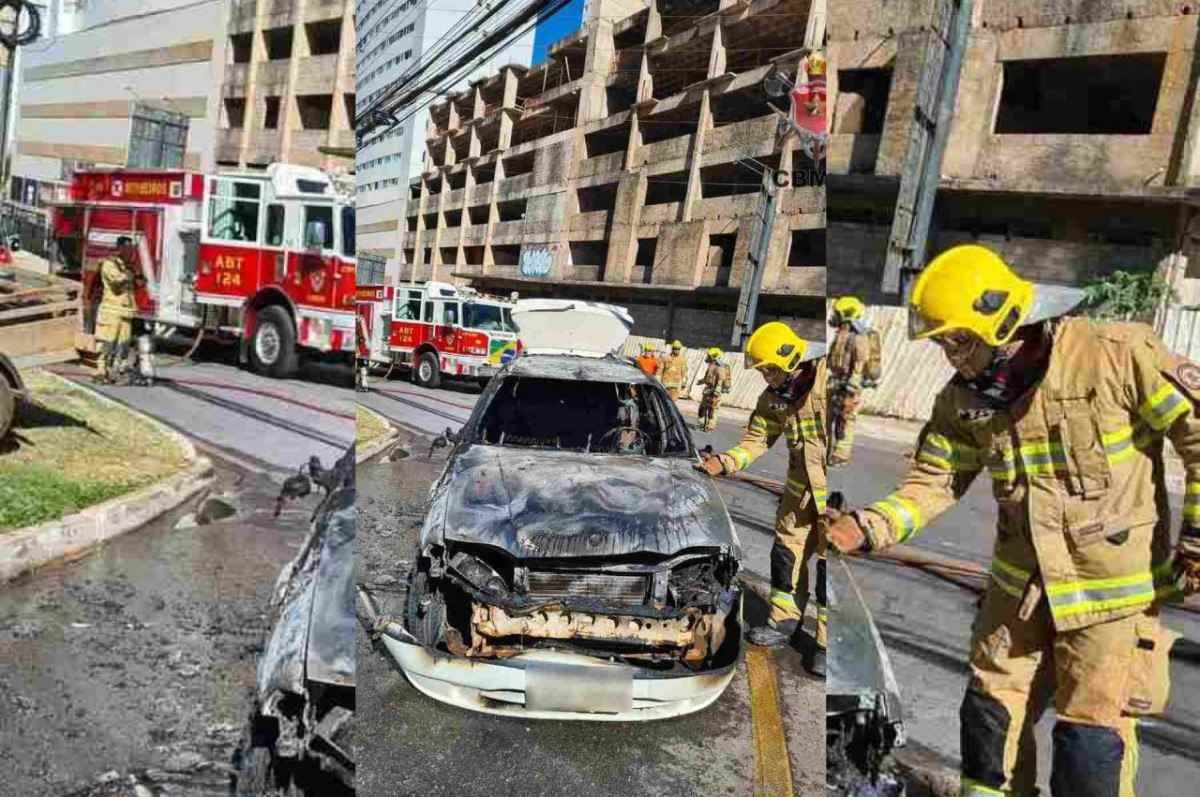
[52, 163, 356, 378]
[356, 280, 520, 388]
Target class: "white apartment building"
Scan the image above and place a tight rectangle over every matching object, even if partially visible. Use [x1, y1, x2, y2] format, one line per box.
[354, 0, 534, 273]
[10, 0, 227, 212]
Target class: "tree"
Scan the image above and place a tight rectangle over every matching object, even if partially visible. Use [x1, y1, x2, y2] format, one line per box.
[1080, 269, 1175, 322]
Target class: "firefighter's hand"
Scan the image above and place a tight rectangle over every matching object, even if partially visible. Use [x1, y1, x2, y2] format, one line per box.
[1173, 544, 1200, 596]
[825, 510, 867, 554]
[695, 450, 724, 477]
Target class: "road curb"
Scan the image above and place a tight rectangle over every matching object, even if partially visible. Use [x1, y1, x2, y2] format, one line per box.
[357, 405, 401, 465]
[0, 372, 215, 583]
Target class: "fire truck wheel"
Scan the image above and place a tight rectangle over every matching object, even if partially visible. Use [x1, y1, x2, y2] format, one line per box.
[414, 351, 442, 389]
[250, 305, 299, 379]
[0, 378, 14, 440]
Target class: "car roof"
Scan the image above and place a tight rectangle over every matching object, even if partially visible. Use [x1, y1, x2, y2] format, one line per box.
[502, 353, 655, 384]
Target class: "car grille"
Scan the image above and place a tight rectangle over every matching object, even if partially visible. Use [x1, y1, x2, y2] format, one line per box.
[526, 571, 648, 607]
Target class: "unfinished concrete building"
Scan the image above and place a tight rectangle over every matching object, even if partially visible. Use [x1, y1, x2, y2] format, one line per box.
[827, 0, 1200, 304]
[216, 0, 356, 171]
[399, 0, 827, 343]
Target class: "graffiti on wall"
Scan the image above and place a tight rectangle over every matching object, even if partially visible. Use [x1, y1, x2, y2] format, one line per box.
[519, 245, 554, 277]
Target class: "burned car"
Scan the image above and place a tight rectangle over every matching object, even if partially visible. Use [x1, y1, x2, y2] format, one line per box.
[827, 548, 906, 796]
[235, 447, 356, 795]
[383, 301, 743, 720]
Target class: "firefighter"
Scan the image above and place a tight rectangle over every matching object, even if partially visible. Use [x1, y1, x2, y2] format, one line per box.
[698, 322, 828, 676]
[634, 342, 660, 377]
[94, 236, 138, 385]
[827, 295, 871, 466]
[698, 347, 732, 432]
[824, 244, 1198, 797]
[659, 340, 688, 400]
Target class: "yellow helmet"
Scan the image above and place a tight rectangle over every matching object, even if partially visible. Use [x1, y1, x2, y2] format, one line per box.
[909, 245, 1034, 347]
[641, 342, 655, 351]
[707, 347, 722, 360]
[833, 296, 865, 322]
[745, 322, 812, 373]
[671, 340, 682, 349]
[807, 52, 826, 77]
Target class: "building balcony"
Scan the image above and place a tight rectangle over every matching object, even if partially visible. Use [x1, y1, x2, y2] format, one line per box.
[303, 0, 346, 22]
[222, 66, 250, 98]
[294, 54, 339, 94]
[262, 0, 297, 28]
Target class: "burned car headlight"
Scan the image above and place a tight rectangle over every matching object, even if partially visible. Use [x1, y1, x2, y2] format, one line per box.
[668, 555, 735, 607]
[448, 550, 510, 598]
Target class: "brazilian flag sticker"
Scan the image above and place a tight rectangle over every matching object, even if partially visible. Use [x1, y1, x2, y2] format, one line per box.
[490, 338, 518, 365]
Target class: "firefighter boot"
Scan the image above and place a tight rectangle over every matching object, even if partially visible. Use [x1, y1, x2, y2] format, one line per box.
[829, 394, 858, 466]
[802, 554, 827, 678]
[747, 618, 799, 648]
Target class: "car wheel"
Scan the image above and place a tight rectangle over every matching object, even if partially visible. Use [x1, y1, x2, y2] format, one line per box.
[0, 379, 14, 440]
[405, 570, 445, 646]
[413, 351, 441, 389]
[250, 305, 299, 379]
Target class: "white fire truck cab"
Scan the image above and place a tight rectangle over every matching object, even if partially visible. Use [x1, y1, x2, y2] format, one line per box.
[54, 163, 356, 378]
[357, 280, 520, 388]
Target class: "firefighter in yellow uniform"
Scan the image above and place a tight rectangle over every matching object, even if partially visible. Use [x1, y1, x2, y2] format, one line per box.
[828, 296, 872, 466]
[826, 244, 1199, 797]
[698, 347, 732, 432]
[659, 340, 688, 400]
[94, 236, 138, 384]
[699, 322, 828, 676]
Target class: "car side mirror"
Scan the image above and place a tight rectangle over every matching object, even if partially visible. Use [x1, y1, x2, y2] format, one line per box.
[304, 220, 326, 251]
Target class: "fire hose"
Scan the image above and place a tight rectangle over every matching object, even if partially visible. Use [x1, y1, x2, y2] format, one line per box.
[731, 471, 1200, 617]
[0, 0, 40, 49]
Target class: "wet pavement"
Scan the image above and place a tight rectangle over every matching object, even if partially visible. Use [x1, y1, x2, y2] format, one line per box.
[353, 417, 823, 797]
[834, 425, 1200, 795]
[51, 341, 355, 480]
[0, 458, 325, 796]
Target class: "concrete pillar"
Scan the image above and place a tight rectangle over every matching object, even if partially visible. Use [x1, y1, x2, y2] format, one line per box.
[707, 23, 726, 79]
[604, 170, 648, 284]
[502, 68, 519, 108]
[679, 90, 713, 222]
[645, 1, 663, 42]
[637, 52, 654, 103]
[498, 111, 515, 150]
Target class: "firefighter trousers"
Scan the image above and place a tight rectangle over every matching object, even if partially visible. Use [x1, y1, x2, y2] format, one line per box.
[699, 391, 722, 431]
[771, 485, 827, 648]
[960, 586, 1176, 797]
[828, 391, 859, 465]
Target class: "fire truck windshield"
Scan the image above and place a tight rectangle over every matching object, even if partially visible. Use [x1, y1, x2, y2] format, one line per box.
[464, 302, 515, 333]
[341, 206, 355, 256]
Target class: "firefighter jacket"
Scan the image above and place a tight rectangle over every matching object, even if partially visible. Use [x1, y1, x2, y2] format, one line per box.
[859, 318, 1198, 632]
[660, 352, 688, 389]
[702, 361, 731, 394]
[829, 325, 869, 392]
[718, 358, 828, 512]
[635, 353, 659, 377]
[98, 257, 135, 317]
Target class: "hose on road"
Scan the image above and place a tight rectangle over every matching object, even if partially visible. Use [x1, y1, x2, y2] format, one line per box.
[732, 471, 1200, 617]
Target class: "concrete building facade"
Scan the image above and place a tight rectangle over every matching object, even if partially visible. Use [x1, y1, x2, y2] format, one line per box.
[399, 0, 827, 343]
[355, 0, 536, 271]
[215, 0, 356, 172]
[11, 0, 228, 212]
[827, 0, 1200, 304]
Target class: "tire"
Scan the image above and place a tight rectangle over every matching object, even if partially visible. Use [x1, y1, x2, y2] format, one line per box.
[249, 305, 299, 379]
[404, 570, 445, 647]
[412, 350, 441, 389]
[0, 379, 14, 440]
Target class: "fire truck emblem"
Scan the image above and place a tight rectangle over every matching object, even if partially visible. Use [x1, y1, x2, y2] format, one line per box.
[788, 53, 827, 162]
[309, 268, 326, 293]
[111, 179, 124, 198]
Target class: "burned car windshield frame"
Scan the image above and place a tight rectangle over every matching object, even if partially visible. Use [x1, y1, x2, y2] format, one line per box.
[464, 369, 694, 457]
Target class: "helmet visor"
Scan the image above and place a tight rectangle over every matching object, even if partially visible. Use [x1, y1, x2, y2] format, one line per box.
[908, 308, 947, 340]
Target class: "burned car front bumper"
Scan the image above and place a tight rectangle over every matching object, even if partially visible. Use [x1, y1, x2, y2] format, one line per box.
[383, 640, 739, 721]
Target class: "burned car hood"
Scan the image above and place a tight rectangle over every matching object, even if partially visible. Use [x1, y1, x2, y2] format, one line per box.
[429, 445, 739, 559]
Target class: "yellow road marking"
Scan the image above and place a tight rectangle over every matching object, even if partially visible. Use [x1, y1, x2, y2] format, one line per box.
[745, 646, 796, 797]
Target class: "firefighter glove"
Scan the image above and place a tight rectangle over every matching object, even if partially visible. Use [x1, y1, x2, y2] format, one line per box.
[825, 510, 868, 554]
[1174, 530, 1200, 596]
[696, 451, 725, 477]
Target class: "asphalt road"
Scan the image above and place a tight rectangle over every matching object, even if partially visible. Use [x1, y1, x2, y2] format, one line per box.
[51, 341, 355, 480]
[834, 424, 1200, 795]
[0, 459, 325, 797]
[353, 387, 823, 797]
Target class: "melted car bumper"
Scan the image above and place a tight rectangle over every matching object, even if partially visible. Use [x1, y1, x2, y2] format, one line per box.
[381, 641, 738, 721]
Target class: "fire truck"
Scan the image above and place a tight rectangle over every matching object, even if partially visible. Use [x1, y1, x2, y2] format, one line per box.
[356, 279, 520, 388]
[52, 163, 356, 378]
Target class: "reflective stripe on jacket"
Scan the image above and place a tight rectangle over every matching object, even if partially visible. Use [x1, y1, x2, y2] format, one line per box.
[860, 319, 1196, 631]
[719, 358, 828, 512]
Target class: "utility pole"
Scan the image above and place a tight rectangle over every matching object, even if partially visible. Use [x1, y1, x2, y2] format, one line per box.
[731, 169, 778, 348]
[0, 1, 41, 212]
